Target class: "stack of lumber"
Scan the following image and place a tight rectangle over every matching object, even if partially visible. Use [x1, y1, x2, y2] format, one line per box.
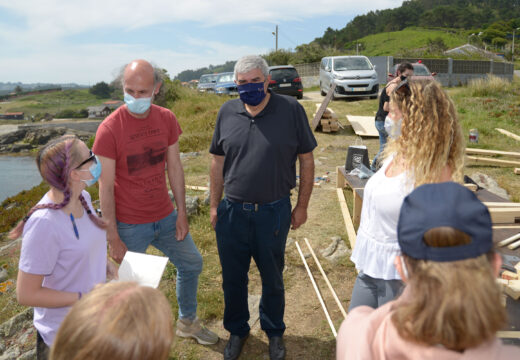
[314, 104, 340, 133]
[465, 148, 520, 173]
[497, 261, 520, 301]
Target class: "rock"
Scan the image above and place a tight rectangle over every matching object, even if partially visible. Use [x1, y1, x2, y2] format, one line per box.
[202, 190, 210, 206]
[0, 268, 7, 283]
[0, 346, 20, 360]
[8, 144, 33, 153]
[0, 308, 33, 338]
[470, 172, 510, 200]
[185, 196, 200, 216]
[0, 130, 26, 145]
[285, 237, 295, 249]
[18, 349, 36, 360]
[321, 236, 351, 263]
[24, 127, 66, 146]
[180, 152, 200, 159]
[0, 340, 5, 355]
[247, 294, 261, 329]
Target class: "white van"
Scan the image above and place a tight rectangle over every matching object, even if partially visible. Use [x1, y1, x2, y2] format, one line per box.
[319, 56, 379, 100]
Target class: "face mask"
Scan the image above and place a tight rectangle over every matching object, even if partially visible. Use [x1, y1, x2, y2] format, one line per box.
[384, 116, 402, 139]
[124, 89, 154, 114]
[237, 82, 266, 106]
[77, 156, 102, 186]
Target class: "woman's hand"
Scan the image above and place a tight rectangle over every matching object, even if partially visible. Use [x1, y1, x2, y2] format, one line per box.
[106, 259, 119, 281]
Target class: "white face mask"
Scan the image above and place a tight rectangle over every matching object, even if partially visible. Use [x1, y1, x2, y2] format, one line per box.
[384, 116, 402, 139]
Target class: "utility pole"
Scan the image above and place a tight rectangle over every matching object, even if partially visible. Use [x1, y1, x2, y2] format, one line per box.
[275, 25, 278, 51]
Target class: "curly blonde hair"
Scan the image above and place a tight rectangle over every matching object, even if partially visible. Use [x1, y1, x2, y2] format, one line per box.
[382, 79, 464, 186]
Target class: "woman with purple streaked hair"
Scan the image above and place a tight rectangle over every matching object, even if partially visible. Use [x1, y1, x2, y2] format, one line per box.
[9, 135, 114, 359]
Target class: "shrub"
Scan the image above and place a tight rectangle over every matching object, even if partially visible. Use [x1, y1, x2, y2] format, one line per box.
[467, 75, 513, 97]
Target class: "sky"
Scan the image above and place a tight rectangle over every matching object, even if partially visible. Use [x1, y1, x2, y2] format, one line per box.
[0, 0, 404, 84]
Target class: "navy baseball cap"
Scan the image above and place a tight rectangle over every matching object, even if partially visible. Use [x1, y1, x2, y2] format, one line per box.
[398, 182, 492, 262]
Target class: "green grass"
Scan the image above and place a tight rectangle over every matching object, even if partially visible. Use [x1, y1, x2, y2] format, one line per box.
[0, 89, 110, 118]
[357, 27, 468, 57]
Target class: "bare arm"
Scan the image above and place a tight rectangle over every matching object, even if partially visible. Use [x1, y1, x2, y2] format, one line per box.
[17, 270, 79, 308]
[97, 155, 127, 263]
[209, 155, 225, 229]
[292, 151, 314, 230]
[166, 142, 189, 241]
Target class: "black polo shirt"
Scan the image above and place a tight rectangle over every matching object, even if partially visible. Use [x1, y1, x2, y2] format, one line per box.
[210, 91, 317, 204]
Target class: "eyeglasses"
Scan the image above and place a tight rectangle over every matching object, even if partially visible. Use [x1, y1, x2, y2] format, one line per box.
[75, 150, 96, 169]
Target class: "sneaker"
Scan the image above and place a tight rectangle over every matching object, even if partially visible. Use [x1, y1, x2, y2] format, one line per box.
[176, 317, 219, 345]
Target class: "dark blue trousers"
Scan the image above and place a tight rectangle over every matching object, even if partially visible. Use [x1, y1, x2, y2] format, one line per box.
[216, 196, 292, 338]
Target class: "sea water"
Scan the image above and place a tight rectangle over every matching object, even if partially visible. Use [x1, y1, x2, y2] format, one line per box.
[0, 156, 42, 202]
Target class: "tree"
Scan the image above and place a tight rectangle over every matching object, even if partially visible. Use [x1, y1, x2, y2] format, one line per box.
[14, 85, 22, 94]
[89, 81, 111, 98]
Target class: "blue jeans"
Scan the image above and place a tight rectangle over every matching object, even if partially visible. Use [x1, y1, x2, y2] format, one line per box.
[348, 271, 403, 311]
[371, 119, 388, 171]
[215, 196, 292, 338]
[117, 210, 203, 320]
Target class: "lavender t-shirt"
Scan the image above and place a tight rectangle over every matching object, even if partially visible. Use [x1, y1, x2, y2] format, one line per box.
[19, 190, 107, 346]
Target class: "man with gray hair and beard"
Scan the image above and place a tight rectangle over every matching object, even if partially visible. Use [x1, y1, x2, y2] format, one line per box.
[210, 55, 317, 360]
[93, 59, 218, 346]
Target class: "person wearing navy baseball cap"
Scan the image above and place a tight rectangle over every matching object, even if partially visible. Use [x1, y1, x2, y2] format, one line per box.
[337, 182, 520, 359]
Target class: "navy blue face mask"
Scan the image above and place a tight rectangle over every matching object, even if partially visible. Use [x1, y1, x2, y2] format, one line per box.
[237, 82, 266, 106]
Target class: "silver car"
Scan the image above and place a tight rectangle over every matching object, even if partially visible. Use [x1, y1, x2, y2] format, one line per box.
[319, 56, 379, 100]
[197, 74, 218, 93]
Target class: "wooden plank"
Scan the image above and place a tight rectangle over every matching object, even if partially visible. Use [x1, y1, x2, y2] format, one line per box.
[312, 83, 337, 131]
[515, 168, 520, 175]
[345, 115, 378, 137]
[489, 208, 520, 224]
[336, 166, 346, 189]
[484, 202, 520, 208]
[337, 188, 357, 249]
[353, 189, 363, 228]
[466, 148, 520, 158]
[496, 128, 520, 142]
[508, 239, 520, 250]
[497, 331, 520, 339]
[466, 156, 520, 167]
[494, 225, 520, 229]
[185, 185, 209, 191]
[497, 232, 520, 247]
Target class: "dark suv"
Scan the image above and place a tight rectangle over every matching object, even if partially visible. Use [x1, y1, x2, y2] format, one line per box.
[268, 65, 303, 99]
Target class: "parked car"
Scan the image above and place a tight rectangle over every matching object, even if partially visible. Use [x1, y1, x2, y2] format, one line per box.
[214, 72, 238, 95]
[319, 56, 379, 100]
[387, 61, 437, 83]
[268, 65, 303, 99]
[197, 73, 218, 93]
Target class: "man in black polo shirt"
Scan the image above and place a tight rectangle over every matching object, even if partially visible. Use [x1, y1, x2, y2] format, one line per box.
[210, 55, 316, 360]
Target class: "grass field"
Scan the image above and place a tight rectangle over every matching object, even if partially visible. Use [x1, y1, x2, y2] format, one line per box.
[358, 27, 468, 57]
[0, 89, 109, 118]
[1, 76, 519, 359]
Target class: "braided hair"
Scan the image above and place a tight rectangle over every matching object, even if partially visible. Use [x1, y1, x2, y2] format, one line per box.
[8, 135, 106, 239]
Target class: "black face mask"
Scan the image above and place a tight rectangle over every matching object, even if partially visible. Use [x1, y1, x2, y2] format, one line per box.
[400, 75, 407, 81]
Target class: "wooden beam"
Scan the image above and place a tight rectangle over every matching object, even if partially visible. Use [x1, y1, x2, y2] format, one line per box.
[496, 128, 520, 142]
[185, 185, 209, 191]
[352, 189, 363, 228]
[337, 188, 357, 249]
[508, 239, 520, 250]
[493, 225, 520, 229]
[466, 148, 520, 158]
[489, 208, 520, 224]
[497, 233, 520, 247]
[515, 168, 520, 175]
[466, 156, 520, 167]
[497, 331, 520, 339]
[484, 202, 520, 208]
[312, 83, 337, 131]
[336, 166, 346, 189]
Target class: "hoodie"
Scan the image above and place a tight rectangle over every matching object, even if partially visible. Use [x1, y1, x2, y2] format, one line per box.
[337, 301, 520, 360]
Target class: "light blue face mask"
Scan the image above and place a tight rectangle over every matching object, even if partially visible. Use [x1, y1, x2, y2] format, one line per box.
[77, 156, 102, 186]
[124, 89, 154, 114]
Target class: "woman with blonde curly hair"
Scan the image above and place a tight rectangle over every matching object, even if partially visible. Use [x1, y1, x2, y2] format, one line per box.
[50, 282, 174, 360]
[338, 182, 520, 359]
[348, 79, 465, 311]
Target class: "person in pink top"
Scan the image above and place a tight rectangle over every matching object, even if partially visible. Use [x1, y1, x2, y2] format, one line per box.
[337, 182, 520, 360]
[10, 135, 112, 359]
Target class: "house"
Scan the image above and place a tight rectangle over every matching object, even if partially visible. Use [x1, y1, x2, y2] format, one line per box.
[0, 112, 24, 120]
[102, 100, 124, 110]
[87, 106, 111, 118]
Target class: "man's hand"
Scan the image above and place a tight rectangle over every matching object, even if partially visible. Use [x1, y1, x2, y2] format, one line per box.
[107, 230, 127, 264]
[210, 206, 218, 230]
[176, 212, 189, 241]
[291, 205, 308, 230]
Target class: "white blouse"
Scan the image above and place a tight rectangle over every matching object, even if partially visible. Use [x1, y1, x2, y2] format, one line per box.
[350, 156, 413, 280]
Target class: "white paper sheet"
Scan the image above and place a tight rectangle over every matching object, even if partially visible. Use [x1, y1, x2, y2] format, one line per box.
[117, 251, 169, 288]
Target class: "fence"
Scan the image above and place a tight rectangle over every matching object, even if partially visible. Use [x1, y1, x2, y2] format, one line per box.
[295, 57, 515, 88]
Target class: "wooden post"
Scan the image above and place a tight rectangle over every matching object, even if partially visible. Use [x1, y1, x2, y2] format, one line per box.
[337, 188, 357, 249]
[496, 128, 520, 142]
[336, 166, 346, 189]
[352, 189, 363, 228]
